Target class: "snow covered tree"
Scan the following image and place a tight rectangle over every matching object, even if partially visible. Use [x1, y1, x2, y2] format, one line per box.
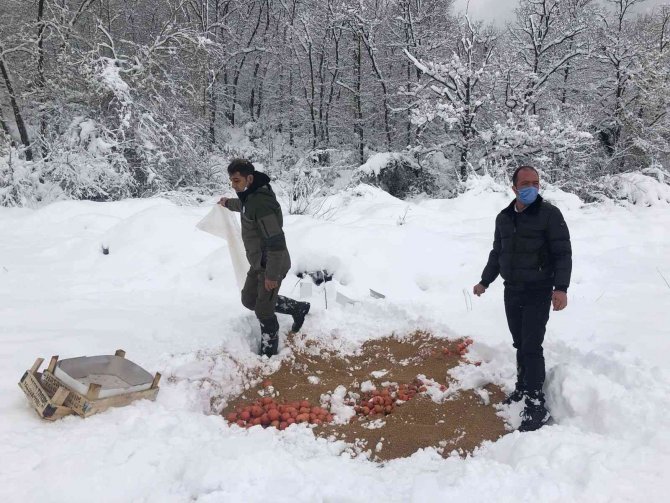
[504, 0, 593, 115]
[604, 4, 670, 170]
[591, 0, 649, 171]
[405, 15, 497, 179]
[483, 110, 596, 187]
[1, 0, 669, 205]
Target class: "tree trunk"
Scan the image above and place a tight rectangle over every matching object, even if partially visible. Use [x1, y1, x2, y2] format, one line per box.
[361, 33, 392, 148]
[208, 71, 217, 147]
[256, 61, 268, 119]
[324, 28, 341, 146]
[249, 58, 261, 120]
[354, 34, 364, 164]
[459, 146, 468, 180]
[560, 39, 574, 106]
[37, 0, 47, 157]
[0, 105, 11, 138]
[317, 43, 326, 145]
[406, 60, 414, 147]
[289, 70, 295, 146]
[230, 2, 264, 127]
[307, 42, 318, 149]
[0, 50, 32, 161]
[250, 3, 272, 122]
[230, 66, 242, 126]
[402, 1, 416, 147]
[459, 119, 471, 181]
[223, 68, 234, 124]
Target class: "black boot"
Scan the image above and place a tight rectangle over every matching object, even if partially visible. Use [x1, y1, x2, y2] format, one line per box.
[503, 384, 525, 405]
[259, 315, 279, 357]
[519, 390, 550, 432]
[503, 362, 525, 405]
[276, 296, 311, 332]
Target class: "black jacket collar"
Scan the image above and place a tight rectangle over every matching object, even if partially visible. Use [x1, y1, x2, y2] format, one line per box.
[503, 194, 544, 216]
[237, 171, 272, 204]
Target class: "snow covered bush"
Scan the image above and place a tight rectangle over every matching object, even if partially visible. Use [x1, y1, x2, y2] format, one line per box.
[419, 150, 462, 197]
[597, 166, 670, 206]
[275, 166, 334, 217]
[38, 117, 134, 201]
[355, 153, 436, 199]
[285, 169, 322, 215]
[0, 147, 63, 207]
[44, 150, 133, 202]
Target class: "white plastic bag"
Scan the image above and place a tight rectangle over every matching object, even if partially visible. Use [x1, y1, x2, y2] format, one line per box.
[196, 205, 247, 289]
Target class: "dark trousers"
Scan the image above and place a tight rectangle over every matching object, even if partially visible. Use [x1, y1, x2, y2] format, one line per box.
[241, 268, 281, 320]
[503, 286, 552, 393]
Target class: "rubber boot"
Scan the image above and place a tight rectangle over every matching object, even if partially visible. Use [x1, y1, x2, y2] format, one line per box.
[503, 362, 525, 405]
[259, 315, 279, 357]
[519, 390, 550, 432]
[276, 295, 311, 332]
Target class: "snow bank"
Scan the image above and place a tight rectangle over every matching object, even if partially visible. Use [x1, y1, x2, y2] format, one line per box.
[1, 182, 670, 501]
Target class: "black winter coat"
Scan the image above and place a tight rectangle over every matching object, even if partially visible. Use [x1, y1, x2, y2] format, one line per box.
[480, 195, 572, 291]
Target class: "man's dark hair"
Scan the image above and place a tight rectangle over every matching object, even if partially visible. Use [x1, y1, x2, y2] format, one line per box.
[512, 165, 539, 186]
[227, 158, 255, 177]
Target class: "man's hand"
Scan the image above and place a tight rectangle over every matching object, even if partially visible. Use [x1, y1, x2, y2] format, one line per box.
[552, 290, 568, 311]
[264, 278, 278, 291]
[473, 283, 487, 297]
[218, 196, 229, 207]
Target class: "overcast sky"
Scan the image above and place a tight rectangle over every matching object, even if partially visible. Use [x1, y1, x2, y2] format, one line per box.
[452, 0, 668, 24]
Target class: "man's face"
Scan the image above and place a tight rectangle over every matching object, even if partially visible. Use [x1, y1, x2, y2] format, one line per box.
[513, 168, 540, 196]
[229, 172, 253, 192]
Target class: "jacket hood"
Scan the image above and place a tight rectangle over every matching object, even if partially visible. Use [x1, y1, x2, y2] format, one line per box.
[237, 171, 272, 204]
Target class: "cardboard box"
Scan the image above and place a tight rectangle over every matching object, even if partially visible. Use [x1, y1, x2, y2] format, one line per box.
[18, 351, 161, 420]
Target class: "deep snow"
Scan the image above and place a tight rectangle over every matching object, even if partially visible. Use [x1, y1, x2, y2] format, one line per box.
[1, 179, 669, 502]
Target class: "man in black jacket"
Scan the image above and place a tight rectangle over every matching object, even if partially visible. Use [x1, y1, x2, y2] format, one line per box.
[473, 166, 572, 432]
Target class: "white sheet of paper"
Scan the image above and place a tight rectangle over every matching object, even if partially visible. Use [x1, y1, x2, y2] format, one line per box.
[196, 205, 247, 289]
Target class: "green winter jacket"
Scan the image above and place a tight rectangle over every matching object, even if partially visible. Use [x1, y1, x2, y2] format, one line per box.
[224, 172, 291, 281]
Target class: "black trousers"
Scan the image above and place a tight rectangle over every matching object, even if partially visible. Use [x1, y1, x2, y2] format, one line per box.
[504, 286, 552, 393]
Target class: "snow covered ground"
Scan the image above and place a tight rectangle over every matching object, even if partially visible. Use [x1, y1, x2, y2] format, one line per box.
[1, 178, 669, 502]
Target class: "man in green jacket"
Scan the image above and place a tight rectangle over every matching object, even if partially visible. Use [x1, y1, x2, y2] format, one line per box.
[219, 159, 310, 357]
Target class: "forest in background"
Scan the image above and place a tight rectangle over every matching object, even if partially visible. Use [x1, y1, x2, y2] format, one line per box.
[1, 0, 669, 206]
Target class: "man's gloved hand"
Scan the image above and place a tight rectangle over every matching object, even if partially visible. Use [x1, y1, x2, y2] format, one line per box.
[218, 197, 229, 207]
[552, 290, 568, 311]
[264, 278, 278, 291]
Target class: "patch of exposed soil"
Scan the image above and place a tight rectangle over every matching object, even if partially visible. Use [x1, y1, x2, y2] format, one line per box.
[220, 331, 507, 461]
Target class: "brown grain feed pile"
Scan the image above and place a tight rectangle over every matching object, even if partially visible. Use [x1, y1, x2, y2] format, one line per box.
[220, 330, 507, 461]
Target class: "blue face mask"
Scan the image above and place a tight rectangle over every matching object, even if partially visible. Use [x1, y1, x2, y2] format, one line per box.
[518, 186, 539, 205]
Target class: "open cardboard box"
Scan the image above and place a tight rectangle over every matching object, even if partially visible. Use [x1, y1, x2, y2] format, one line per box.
[18, 350, 161, 420]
